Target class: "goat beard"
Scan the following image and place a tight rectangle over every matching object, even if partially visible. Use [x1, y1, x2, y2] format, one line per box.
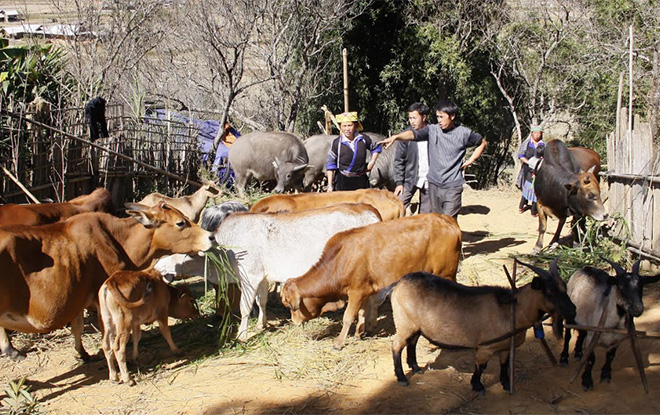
[551, 312, 564, 339]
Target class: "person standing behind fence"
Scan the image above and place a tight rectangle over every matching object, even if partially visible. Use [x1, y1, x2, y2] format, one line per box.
[325, 111, 381, 192]
[378, 100, 487, 219]
[393, 102, 431, 214]
[516, 125, 544, 216]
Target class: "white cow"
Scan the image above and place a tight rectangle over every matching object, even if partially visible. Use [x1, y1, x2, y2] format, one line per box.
[216, 203, 380, 340]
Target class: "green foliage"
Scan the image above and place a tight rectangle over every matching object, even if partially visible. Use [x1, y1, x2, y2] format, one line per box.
[203, 248, 237, 347]
[0, 378, 43, 415]
[0, 44, 71, 111]
[517, 212, 632, 282]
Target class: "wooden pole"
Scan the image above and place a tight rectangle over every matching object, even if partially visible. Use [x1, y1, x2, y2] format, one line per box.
[503, 263, 517, 395]
[629, 25, 634, 135]
[570, 305, 608, 384]
[2, 110, 203, 188]
[1, 166, 41, 204]
[627, 313, 649, 393]
[343, 48, 349, 112]
[616, 71, 625, 144]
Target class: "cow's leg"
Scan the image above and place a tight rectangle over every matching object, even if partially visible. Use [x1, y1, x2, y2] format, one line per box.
[157, 317, 181, 355]
[0, 328, 23, 360]
[237, 280, 259, 341]
[334, 294, 364, 350]
[113, 320, 134, 386]
[533, 205, 549, 253]
[550, 217, 567, 248]
[101, 320, 118, 382]
[254, 279, 270, 332]
[131, 325, 142, 362]
[356, 295, 378, 337]
[70, 312, 90, 362]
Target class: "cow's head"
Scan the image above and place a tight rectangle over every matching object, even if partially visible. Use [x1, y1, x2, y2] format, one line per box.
[125, 202, 215, 255]
[280, 279, 335, 324]
[167, 284, 200, 320]
[272, 157, 308, 194]
[565, 167, 607, 221]
[517, 258, 577, 338]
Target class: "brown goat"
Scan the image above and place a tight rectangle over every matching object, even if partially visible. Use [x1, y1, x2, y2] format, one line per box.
[99, 269, 199, 385]
[390, 260, 576, 394]
[138, 181, 222, 222]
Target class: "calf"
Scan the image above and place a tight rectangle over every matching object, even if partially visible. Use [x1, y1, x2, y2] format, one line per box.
[560, 259, 660, 391]
[533, 140, 607, 253]
[390, 259, 576, 393]
[99, 269, 199, 385]
[250, 188, 405, 221]
[199, 201, 249, 231]
[138, 181, 222, 223]
[280, 213, 461, 350]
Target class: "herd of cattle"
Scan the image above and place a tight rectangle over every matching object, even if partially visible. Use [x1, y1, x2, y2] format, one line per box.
[0, 138, 657, 395]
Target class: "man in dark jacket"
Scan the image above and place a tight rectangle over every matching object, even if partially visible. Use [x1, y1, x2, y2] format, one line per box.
[393, 102, 431, 213]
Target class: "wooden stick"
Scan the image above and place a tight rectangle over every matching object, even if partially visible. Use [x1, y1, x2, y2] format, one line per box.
[563, 323, 660, 339]
[1, 166, 41, 204]
[627, 313, 649, 393]
[503, 263, 517, 395]
[342, 48, 349, 113]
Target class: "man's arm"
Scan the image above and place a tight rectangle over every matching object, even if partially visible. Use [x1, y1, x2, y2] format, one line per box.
[393, 141, 408, 196]
[377, 129, 415, 149]
[461, 139, 488, 169]
[326, 170, 335, 192]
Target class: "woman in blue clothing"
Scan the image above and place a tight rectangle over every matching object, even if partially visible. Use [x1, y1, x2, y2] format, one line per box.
[325, 111, 381, 191]
[516, 125, 545, 216]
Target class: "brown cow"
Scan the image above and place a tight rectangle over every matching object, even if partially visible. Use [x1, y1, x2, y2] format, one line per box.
[138, 181, 222, 222]
[0, 188, 114, 226]
[568, 147, 601, 180]
[280, 213, 461, 350]
[533, 140, 607, 253]
[99, 269, 199, 385]
[0, 202, 214, 361]
[250, 188, 405, 221]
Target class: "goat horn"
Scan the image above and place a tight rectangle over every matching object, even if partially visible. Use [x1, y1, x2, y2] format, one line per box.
[632, 259, 642, 276]
[602, 257, 626, 276]
[515, 259, 550, 279]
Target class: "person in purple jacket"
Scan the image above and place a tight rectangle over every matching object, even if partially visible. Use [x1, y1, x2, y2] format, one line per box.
[379, 100, 487, 219]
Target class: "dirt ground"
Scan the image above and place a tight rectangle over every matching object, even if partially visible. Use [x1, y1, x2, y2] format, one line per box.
[2, 186, 660, 415]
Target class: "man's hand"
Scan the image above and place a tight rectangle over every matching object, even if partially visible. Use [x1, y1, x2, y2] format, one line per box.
[394, 185, 404, 197]
[377, 136, 397, 150]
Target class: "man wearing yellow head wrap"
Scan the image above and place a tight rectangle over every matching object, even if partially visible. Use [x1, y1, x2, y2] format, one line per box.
[325, 111, 381, 191]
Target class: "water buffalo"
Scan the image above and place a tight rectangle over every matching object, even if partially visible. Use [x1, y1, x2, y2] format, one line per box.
[302, 134, 335, 191]
[228, 131, 308, 196]
[367, 133, 397, 191]
[533, 140, 607, 253]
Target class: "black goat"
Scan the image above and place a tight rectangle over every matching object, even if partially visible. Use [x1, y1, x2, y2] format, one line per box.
[560, 259, 660, 391]
[390, 259, 576, 394]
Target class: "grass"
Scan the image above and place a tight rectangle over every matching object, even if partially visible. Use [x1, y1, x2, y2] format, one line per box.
[511, 212, 632, 281]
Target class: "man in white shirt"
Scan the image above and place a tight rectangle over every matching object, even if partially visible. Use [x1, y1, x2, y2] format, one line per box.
[393, 102, 431, 213]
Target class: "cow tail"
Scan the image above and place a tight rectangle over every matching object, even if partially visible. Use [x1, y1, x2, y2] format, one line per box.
[108, 280, 152, 309]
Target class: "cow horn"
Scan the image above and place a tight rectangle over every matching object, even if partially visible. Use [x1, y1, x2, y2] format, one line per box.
[292, 163, 308, 172]
[602, 257, 626, 276]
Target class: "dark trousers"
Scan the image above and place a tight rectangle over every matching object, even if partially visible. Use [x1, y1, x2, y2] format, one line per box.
[334, 173, 370, 191]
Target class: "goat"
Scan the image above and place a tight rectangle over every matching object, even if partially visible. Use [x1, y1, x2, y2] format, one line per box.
[560, 259, 660, 391]
[389, 259, 576, 394]
[138, 181, 222, 222]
